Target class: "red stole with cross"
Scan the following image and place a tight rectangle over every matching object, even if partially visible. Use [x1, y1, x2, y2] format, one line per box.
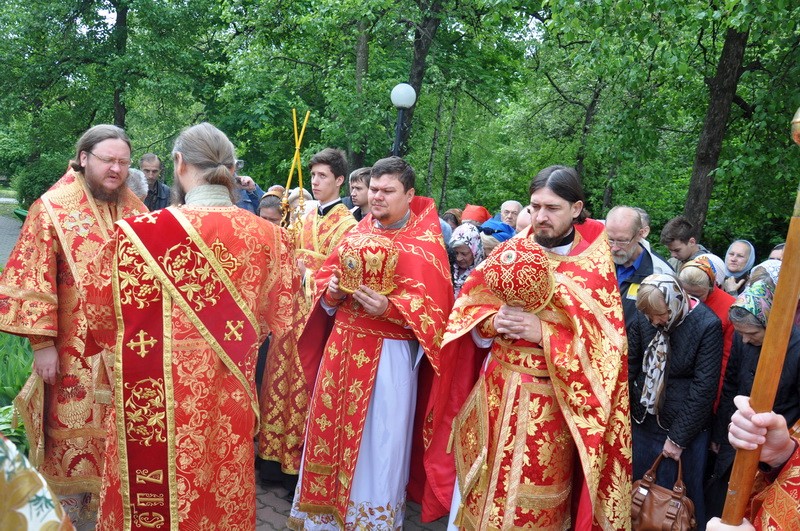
[112, 207, 259, 530]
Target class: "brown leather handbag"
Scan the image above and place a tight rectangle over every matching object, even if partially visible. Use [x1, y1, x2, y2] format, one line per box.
[631, 453, 697, 531]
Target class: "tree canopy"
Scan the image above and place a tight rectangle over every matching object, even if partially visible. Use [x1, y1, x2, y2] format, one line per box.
[1, 0, 798, 257]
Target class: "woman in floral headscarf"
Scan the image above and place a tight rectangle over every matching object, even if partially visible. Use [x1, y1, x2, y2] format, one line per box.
[705, 278, 800, 519]
[448, 223, 485, 296]
[629, 274, 723, 528]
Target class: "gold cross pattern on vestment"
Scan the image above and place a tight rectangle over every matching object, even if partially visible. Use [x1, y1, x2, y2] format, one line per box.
[127, 330, 158, 358]
[224, 320, 244, 341]
[134, 211, 159, 224]
[63, 211, 94, 237]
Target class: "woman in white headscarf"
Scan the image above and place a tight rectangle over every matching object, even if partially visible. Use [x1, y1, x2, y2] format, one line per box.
[748, 258, 781, 287]
[448, 223, 485, 297]
[722, 239, 756, 295]
[629, 274, 724, 528]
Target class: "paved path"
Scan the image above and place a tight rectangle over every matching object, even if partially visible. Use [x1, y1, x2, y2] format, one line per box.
[0, 215, 22, 266]
[257, 480, 448, 530]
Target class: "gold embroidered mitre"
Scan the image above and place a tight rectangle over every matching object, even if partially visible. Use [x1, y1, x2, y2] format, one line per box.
[337, 233, 399, 295]
[482, 237, 554, 313]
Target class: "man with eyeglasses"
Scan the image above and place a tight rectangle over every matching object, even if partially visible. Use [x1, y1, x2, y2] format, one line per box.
[139, 153, 171, 210]
[0, 124, 146, 529]
[606, 205, 673, 327]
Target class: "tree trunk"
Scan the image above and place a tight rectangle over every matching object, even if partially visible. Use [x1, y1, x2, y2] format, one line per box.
[112, 2, 129, 128]
[575, 81, 603, 180]
[427, 96, 444, 198]
[684, 28, 749, 236]
[603, 164, 618, 211]
[400, 0, 444, 156]
[440, 97, 458, 207]
[351, 20, 369, 168]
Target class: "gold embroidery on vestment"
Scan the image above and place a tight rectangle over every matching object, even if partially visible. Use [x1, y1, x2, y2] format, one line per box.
[126, 330, 157, 358]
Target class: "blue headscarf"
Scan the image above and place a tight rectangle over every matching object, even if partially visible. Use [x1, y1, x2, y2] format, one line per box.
[723, 239, 756, 279]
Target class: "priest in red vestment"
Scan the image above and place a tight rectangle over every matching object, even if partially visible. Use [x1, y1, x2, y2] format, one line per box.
[82, 123, 295, 530]
[257, 148, 356, 486]
[423, 165, 631, 530]
[0, 125, 145, 529]
[288, 157, 454, 529]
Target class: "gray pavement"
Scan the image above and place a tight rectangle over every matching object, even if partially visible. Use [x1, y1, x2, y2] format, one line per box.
[0, 211, 449, 529]
[256, 479, 448, 530]
[0, 214, 22, 266]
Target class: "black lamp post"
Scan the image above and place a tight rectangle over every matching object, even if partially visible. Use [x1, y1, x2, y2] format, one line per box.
[391, 83, 417, 157]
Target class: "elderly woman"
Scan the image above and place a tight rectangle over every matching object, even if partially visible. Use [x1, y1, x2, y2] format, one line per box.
[722, 239, 756, 295]
[629, 274, 723, 528]
[448, 223, 485, 296]
[705, 278, 800, 518]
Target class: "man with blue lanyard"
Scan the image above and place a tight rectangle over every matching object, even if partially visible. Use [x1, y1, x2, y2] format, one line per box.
[606, 205, 673, 327]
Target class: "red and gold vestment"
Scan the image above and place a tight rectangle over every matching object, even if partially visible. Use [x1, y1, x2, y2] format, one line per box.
[257, 202, 355, 473]
[83, 205, 295, 530]
[0, 169, 144, 496]
[290, 196, 453, 527]
[430, 220, 631, 530]
[746, 423, 800, 530]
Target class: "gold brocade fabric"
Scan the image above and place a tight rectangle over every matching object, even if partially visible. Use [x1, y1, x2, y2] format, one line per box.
[83, 206, 295, 530]
[257, 202, 356, 473]
[747, 424, 800, 530]
[442, 220, 632, 530]
[0, 170, 144, 497]
[292, 196, 454, 526]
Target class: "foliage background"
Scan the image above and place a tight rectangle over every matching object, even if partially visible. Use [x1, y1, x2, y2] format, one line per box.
[0, 0, 798, 258]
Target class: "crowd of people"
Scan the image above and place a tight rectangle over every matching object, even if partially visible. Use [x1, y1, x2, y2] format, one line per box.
[0, 122, 797, 530]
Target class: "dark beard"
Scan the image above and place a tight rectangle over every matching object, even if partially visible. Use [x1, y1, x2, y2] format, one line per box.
[85, 179, 122, 204]
[534, 226, 574, 249]
[534, 233, 564, 248]
[171, 181, 186, 206]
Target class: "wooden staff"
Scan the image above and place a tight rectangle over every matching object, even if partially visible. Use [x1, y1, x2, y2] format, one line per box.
[720, 106, 800, 524]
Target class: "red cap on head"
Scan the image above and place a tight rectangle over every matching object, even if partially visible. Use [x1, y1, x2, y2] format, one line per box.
[462, 204, 491, 224]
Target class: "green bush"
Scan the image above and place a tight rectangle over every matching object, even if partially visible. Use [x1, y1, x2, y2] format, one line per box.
[12, 153, 67, 208]
[0, 331, 33, 407]
[0, 405, 28, 455]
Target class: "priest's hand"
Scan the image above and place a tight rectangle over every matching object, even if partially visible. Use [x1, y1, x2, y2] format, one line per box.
[728, 395, 795, 469]
[326, 269, 345, 302]
[706, 517, 755, 531]
[493, 305, 542, 343]
[34, 345, 59, 385]
[297, 259, 307, 280]
[353, 286, 389, 316]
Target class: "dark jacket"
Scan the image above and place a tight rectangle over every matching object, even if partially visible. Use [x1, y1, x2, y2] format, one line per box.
[236, 183, 265, 215]
[144, 180, 171, 211]
[628, 302, 723, 447]
[711, 326, 800, 472]
[619, 246, 673, 329]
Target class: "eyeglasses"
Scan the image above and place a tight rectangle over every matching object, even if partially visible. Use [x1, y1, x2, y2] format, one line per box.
[88, 152, 132, 168]
[608, 238, 633, 248]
